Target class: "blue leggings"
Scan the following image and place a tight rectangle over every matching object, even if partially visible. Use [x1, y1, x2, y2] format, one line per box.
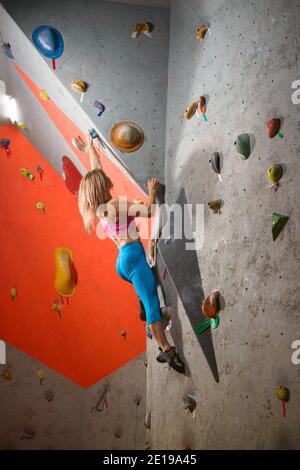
[116, 241, 161, 325]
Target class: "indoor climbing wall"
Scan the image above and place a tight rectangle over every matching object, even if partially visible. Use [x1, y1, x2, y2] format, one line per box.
[0, 0, 164, 450]
[147, 0, 300, 449]
[1, 0, 170, 185]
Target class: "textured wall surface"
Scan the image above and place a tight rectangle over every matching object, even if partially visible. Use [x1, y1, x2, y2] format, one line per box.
[147, 0, 300, 450]
[2, 0, 170, 184]
[0, 344, 146, 449]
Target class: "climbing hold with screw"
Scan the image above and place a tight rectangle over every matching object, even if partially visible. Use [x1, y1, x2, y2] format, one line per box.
[20, 168, 35, 180]
[11, 287, 17, 301]
[272, 213, 289, 241]
[276, 386, 289, 417]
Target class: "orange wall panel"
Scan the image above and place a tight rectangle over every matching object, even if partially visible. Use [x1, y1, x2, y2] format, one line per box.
[0, 124, 146, 388]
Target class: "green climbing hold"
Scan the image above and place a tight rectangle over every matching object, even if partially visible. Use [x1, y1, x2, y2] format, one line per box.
[234, 133, 251, 160]
[272, 213, 289, 241]
[195, 316, 219, 335]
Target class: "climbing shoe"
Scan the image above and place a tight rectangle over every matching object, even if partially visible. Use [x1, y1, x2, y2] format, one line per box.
[161, 347, 185, 374]
[156, 347, 166, 364]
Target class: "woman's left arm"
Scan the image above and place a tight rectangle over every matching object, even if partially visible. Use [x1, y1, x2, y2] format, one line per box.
[86, 131, 103, 170]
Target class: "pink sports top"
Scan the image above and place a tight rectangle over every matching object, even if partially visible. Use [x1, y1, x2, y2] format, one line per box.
[100, 215, 136, 238]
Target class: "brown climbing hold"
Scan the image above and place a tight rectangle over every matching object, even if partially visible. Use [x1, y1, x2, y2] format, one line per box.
[181, 444, 191, 450]
[184, 102, 198, 120]
[71, 79, 88, 93]
[114, 431, 122, 439]
[202, 291, 220, 319]
[208, 200, 221, 214]
[110, 121, 144, 153]
[44, 390, 55, 402]
[1, 368, 12, 380]
[144, 410, 151, 429]
[183, 395, 197, 413]
[198, 96, 206, 116]
[120, 329, 127, 339]
[196, 24, 210, 41]
[132, 22, 153, 39]
[20, 427, 35, 440]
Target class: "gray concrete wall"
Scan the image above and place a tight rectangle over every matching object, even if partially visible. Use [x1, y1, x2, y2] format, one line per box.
[2, 0, 170, 184]
[0, 344, 146, 449]
[147, 0, 300, 450]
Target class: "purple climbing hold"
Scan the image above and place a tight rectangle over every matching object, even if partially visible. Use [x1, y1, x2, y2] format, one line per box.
[93, 100, 105, 117]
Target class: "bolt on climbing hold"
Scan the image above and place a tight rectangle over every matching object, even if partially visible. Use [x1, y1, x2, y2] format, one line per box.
[119, 329, 127, 339]
[197, 96, 208, 122]
[94, 100, 105, 117]
[32, 25, 64, 70]
[1, 368, 12, 380]
[202, 291, 221, 319]
[196, 24, 210, 41]
[272, 213, 289, 241]
[183, 395, 197, 418]
[52, 301, 62, 319]
[91, 387, 109, 413]
[135, 397, 141, 406]
[181, 444, 191, 451]
[131, 22, 153, 39]
[210, 152, 221, 181]
[17, 122, 26, 129]
[144, 360, 148, 367]
[54, 247, 77, 298]
[164, 237, 174, 246]
[114, 431, 122, 439]
[1, 42, 14, 59]
[234, 133, 251, 159]
[184, 101, 198, 120]
[110, 121, 144, 153]
[38, 369, 45, 385]
[36, 202, 45, 214]
[20, 427, 35, 440]
[208, 200, 221, 214]
[11, 287, 17, 301]
[195, 316, 219, 335]
[44, 390, 55, 402]
[71, 79, 88, 103]
[36, 165, 44, 181]
[276, 386, 290, 417]
[267, 164, 283, 190]
[39, 89, 50, 100]
[268, 118, 283, 139]
[144, 411, 151, 429]
[1, 138, 11, 155]
[20, 168, 35, 180]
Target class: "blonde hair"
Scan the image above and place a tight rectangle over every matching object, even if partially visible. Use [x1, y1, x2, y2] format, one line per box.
[78, 169, 113, 233]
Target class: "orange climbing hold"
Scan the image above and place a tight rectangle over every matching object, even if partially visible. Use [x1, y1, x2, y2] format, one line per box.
[54, 247, 77, 297]
[202, 291, 220, 319]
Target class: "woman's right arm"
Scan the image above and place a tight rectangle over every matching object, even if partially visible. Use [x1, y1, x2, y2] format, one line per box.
[86, 131, 103, 171]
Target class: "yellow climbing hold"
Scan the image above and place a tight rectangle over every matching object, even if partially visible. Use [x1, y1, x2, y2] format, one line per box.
[11, 287, 17, 301]
[54, 247, 76, 297]
[52, 301, 62, 318]
[37, 369, 45, 385]
[17, 122, 26, 129]
[20, 168, 35, 180]
[36, 202, 45, 213]
[39, 89, 49, 100]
